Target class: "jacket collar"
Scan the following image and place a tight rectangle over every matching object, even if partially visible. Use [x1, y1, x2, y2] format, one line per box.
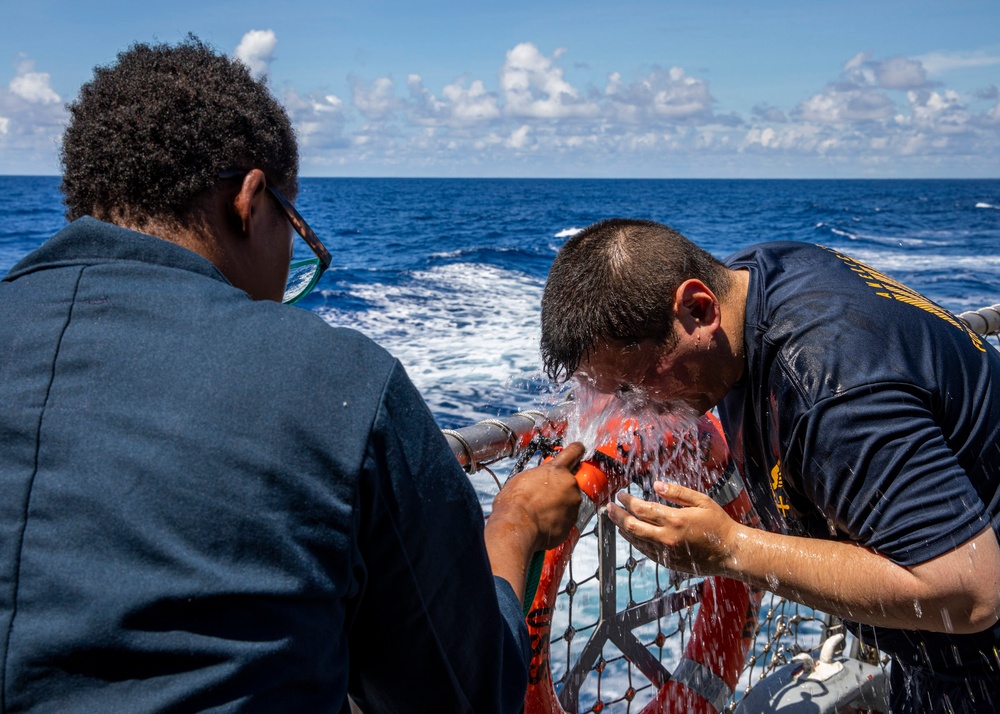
[4, 216, 230, 286]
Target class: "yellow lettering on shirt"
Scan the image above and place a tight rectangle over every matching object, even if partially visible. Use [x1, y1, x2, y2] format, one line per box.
[824, 247, 986, 353]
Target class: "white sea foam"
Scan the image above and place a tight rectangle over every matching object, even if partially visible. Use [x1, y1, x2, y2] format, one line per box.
[976, 202, 997, 209]
[315, 262, 550, 424]
[819, 222, 952, 248]
[554, 227, 584, 238]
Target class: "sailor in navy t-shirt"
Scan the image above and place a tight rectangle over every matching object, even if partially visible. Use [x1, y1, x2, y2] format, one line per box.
[719, 242, 1000, 703]
[540, 218, 1000, 714]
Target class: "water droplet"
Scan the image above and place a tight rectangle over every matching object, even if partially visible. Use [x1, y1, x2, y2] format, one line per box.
[913, 598, 923, 618]
[765, 572, 780, 590]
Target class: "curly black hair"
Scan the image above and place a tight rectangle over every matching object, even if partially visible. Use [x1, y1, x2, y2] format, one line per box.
[60, 35, 297, 224]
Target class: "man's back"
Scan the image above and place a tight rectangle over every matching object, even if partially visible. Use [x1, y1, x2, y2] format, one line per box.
[0, 218, 526, 712]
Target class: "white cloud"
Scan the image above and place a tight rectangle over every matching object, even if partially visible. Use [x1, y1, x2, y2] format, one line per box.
[840, 52, 930, 91]
[740, 124, 826, 153]
[283, 44, 998, 176]
[506, 124, 531, 149]
[234, 29, 277, 79]
[282, 88, 349, 150]
[916, 50, 1000, 75]
[406, 74, 500, 126]
[975, 85, 999, 101]
[9, 61, 60, 104]
[795, 51, 935, 125]
[351, 76, 399, 120]
[905, 89, 970, 133]
[605, 66, 715, 123]
[873, 56, 929, 90]
[843, 52, 867, 72]
[752, 105, 788, 123]
[798, 87, 895, 123]
[0, 57, 67, 171]
[500, 43, 598, 119]
[442, 79, 501, 122]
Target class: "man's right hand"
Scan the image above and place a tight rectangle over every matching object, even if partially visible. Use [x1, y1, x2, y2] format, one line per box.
[483, 442, 585, 602]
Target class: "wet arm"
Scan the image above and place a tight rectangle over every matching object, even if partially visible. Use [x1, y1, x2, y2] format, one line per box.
[612, 483, 1000, 634]
[724, 520, 1000, 634]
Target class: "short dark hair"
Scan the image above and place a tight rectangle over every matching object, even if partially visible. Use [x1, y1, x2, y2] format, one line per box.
[540, 218, 731, 382]
[60, 35, 298, 225]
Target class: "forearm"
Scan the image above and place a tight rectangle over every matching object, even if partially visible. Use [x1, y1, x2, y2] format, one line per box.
[723, 524, 1000, 634]
[482, 442, 585, 604]
[484, 510, 537, 604]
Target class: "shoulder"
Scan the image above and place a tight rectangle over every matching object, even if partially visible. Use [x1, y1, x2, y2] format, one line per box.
[244, 301, 397, 382]
[724, 241, 828, 270]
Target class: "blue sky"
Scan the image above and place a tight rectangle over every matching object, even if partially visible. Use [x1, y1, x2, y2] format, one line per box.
[2, 0, 999, 177]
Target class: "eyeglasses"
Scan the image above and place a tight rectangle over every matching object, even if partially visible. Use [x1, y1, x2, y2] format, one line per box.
[218, 170, 332, 305]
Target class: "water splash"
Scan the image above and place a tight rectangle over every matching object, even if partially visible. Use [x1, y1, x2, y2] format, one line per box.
[560, 381, 716, 497]
[941, 608, 954, 634]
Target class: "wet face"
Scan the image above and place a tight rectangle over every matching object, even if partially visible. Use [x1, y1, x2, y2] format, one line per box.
[577, 332, 725, 415]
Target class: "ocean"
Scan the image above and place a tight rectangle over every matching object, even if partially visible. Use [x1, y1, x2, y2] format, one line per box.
[6, 177, 997, 430]
[3, 176, 999, 710]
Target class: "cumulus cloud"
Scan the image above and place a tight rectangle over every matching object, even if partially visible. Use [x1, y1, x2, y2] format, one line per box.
[234, 29, 277, 79]
[0, 58, 68, 172]
[406, 74, 500, 126]
[298, 44, 998, 175]
[904, 89, 970, 134]
[506, 124, 532, 149]
[9, 60, 60, 104]
[975, 85, 999, 101]
[916, 50, 1000, 75]
[734, 49, 1000, 168]
[351, 75, 399, 121]
[500, 43, 598, 119]
[795, 51, 932, 125]
[7, 33, 996, 177]
[798, 87, 896, 123]
[605, 66, 716, 124]
[872, 56, 930, 90]
[282, 88, 350, 150]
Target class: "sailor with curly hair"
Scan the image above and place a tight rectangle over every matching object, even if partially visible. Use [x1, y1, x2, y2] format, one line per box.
[0, 36, 583, 713]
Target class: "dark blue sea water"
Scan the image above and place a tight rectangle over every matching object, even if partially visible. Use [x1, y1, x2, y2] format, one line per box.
[2, 177, 998, 431]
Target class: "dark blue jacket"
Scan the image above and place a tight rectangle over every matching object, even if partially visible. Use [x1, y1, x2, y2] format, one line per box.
[0, 218, 529, 713]
[720, 242, 1000, 677]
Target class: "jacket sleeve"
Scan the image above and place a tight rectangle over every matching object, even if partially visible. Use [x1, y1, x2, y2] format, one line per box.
[347, 360, 530, 714]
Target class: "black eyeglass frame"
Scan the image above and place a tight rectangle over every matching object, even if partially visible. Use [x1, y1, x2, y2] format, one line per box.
[218, 169, 332, 304]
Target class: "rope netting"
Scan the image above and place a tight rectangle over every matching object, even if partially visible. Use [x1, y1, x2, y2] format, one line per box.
[520, 469, 867, 713]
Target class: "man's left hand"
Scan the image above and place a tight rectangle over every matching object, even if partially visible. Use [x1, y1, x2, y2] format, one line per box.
[607, 481, 737, 576]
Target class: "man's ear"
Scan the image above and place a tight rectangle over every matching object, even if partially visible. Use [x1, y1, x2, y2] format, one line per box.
[231, 169, 268, 238]
[673, 279, 722, 336]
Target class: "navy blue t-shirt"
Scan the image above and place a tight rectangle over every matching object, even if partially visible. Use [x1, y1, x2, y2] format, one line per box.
[718, 242, 1000, 672]
[0, 218, 529, 713]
